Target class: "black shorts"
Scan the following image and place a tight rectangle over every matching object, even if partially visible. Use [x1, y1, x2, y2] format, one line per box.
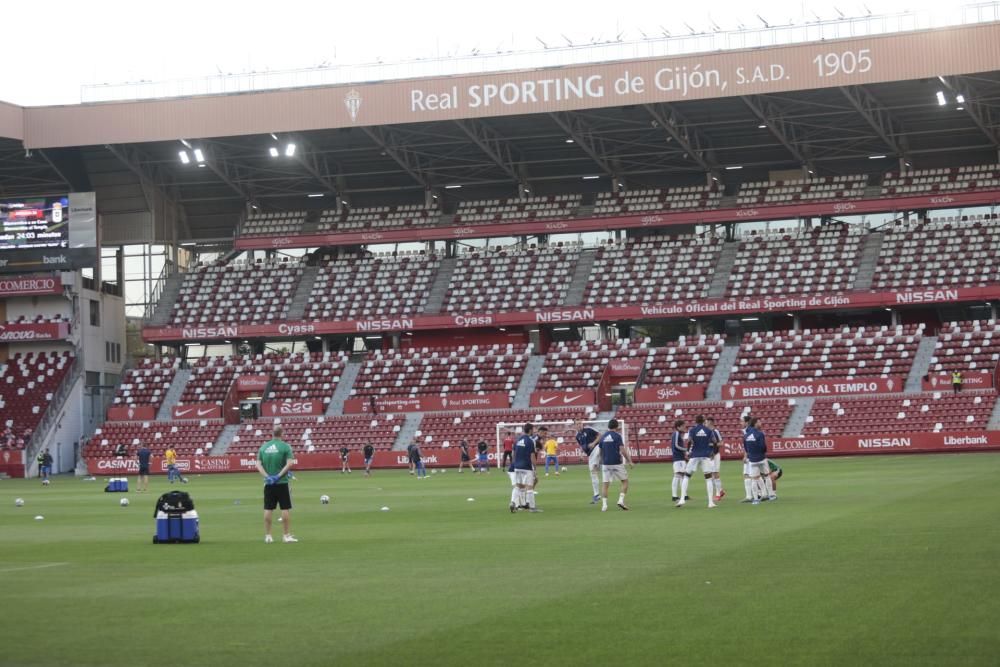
[264, 483, 292, 510]
[460, 453, 470, 462]
[138, 465, 150, 475]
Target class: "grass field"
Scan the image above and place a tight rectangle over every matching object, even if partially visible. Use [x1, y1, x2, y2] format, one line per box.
[2, 454, 999, 666]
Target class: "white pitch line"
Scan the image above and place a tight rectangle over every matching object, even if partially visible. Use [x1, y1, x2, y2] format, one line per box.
[0, 562, 68, 573]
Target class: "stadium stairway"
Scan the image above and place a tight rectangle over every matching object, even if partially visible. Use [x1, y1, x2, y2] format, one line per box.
[851, 230, 885, 291]
[904, 336, 938, 393]
[147, 273, 185, 327]
[988, 396, 1000, 431]
[706, 241, 740, 298]
[511, 355, 547, 409]
[285, 265, 320, 321]
[156, 368, 192, 420]
[211, 424, 240, 456]
[562, 249, 597, 306]
[420, 257, 458, 314]
[394, 413, 424, 450]
[705, 343, 740, 400]
[782, 398, 816, 437]
[325, 360, 363, 416]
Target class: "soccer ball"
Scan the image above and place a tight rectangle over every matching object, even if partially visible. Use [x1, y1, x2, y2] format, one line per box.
[320, 495, 330, 504]
[561, 467, 567, 472]
[120, 498, 130, 507]
[15, 498, 24, 507]
[42, 479, 50, 486]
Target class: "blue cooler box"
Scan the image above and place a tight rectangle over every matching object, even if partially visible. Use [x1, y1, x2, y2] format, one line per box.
[154, 510, 200, 543]
[106, 477, 129, 492]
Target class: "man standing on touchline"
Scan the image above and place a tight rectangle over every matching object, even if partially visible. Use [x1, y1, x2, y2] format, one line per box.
[256, 425, 298, 544]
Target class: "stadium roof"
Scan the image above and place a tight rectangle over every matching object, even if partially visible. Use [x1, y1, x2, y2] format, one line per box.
[1, 22, 999, 242]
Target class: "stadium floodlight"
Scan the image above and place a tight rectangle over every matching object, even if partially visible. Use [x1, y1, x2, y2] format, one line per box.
[956, 94, 966, 104]
[180, 139, 192, 148]
[741, 317, 759, 322]
[868, 154, 887, 159]
[178, 150, 190, 164]
[444, 184, 463, 189]
[936, 91, 947, 106]
[565, 138, 575, 143]
[269, 146, 280, 157]
[270, 133, 278, 140]
[582, 175, 600, 180]
[758, 123, 767, 128]
[193, 148, 205, 163]
[552, 327, 571, 331]
[284, 143, 296, 157]
[307, 193, 324, 198]
[725, 165, 743, 170]
[957, 106, 965, 111]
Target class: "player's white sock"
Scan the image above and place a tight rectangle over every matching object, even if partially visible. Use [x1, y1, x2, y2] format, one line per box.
[671, 476, 680, 498]
[519, 488, 527, 506]
[713, 478, 722, 495]
[590, 471, 600, 496]
[601, 497, 607, 510]
[510, 487, 519, 505]
[527, 491, 536, 509]
[764, 476, 775, 498]
[680, 476, 690, 500]
[743, 478, 753, 500]
[753, 478, 766, 499]
[617, 492, 625, 505]
[705, 479, 715, 504]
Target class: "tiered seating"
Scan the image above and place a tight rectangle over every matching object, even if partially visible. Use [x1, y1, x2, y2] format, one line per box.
[454, 195, 581, 224]
[305, 252, 439, 320]
[593, 185, 721, 215]
[317, 204, 440, 232]
[111, 357, 179, 411]
[803, 392, 995, 435]
[535, 339, 650, 392]
[170, 259, 304, 325]
[241, 210, 305, 237]
[350, 345, 530, 398]
[727, 225, 864, 296]
[881, 163, 1000, 196]
[619, 400, 795, 445]
[83, 420, 224, 457]
[228, 414, 404, 454]
[929, 320, 1000, 378]
[444, 245, 579, 313]
[871, 217, 1000, 289]
[584, 234, 721, 305]
[737, 174, 867, 206]
[0, 352, 73, 449]
[415, 407, 593, 447]
[643, 336, 725, 386]
[729, 325, 924, 383]
[178, 353, 347, 408]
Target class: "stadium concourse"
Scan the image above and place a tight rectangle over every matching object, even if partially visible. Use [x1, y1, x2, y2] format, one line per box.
[4, 17, 1000, 483]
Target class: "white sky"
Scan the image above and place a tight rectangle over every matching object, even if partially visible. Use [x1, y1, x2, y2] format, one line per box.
[0, 0, 976, 106]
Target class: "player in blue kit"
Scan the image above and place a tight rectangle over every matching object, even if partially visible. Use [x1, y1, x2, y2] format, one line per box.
[740, 414, 755, 502]
[598, 419, 632, 512]
[706, 417, 726, 502]
[509, 423, 541, 513]
[742, 417, 774, 505]
[677, 415, 718, 509]
[670, 420, 688, 502]
[576, 420, 601, 503]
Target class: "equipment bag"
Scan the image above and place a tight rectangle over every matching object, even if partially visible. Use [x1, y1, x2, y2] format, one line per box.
[153, 490, 195, 516]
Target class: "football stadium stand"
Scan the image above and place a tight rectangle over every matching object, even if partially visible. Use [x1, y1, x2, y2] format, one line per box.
[227, 415, 403, 454]
[453, 195, 581, 224]
[0, 352, 74, 450]
[170, 258, 304, 325]
[929, 320, 1000, 378]
[535, 339, 652, 392]
[593, 185, 721, 215]
[802, 392, 995, 436]
[736, 174, 868, 206]
[618, 399, 796, 444]
[305, 253, 440, 320]
[83, 420, 225, 457]
[880, 163, 1000, 196]
[317, 204, 441, 232]
[110, 357, 180, 412]
[415, 408, 593, 447]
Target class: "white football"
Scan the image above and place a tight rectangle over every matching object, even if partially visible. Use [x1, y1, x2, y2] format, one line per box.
[320, 494, 330, 504]
[120, 498, 130, 507]
[42, 479, 50, 486]
[34, 515, 44, 521]
[380, 506, 390, 511]
[15, 498, 24, 507]
[561, 467, 567, 472]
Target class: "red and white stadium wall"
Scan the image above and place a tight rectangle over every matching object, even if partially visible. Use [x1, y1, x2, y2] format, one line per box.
[398, 328, 530, 350]
[84, 431, 1000, 475]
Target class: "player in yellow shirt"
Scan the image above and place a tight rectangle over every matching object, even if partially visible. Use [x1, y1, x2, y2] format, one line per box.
[164, 446, 187, 484]
[543, 432, 560, 477]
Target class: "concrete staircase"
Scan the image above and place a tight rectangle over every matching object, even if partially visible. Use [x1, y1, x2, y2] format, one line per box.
[706, 241, 739, 298]
[852, 231, 884, 291]
[511, 355, 546, 409]
[706, 343, 740, 400]
[211, 424, 240, 456]
[988, 396, 1000, 431]
[904, 336, 938, 393]
[326, 360, 363, 416]
[156, 368, 191, 420]
[393, 413, 424, 450]
[421, 257, 458, 314]
[148, 273, 185, 326]
[563, 249, 597, 306]
[782, 398, 816, 437]
[285, 265, 320, 321]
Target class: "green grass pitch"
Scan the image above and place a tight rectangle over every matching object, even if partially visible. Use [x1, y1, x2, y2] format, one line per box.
[2, 453, 999, 666]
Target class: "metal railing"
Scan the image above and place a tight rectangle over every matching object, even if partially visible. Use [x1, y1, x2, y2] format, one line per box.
[143, 260, 178, 322]
[23, 358, 82, 474]
[80, 3, 1000, 104]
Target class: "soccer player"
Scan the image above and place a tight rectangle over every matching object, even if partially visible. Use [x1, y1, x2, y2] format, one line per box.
[706, 417, 726, 502]
[742, 417, 774, 505]
[339, 445, 351, 474]
[670, 419, 688, 502]
[406, 442, 416, 475]
[599, 419, 632, 512]
[412, 443, 427, 479]
[543, 430, 559, 476]
[256, 425, 297, 543]
[677, 415, 716, 509]
[363, 443, 375, 477]
[509, 423, 540, 513]
[576, 420, 601, 503]
[768, 459, 783, 493]
[136, 444, 151, 493]
[501, 431, 514, 469]
[476, 440, 490, 473]
[164, 446, 187, 484]
[740, 414, 754, 503]
[37, 448, 53, 484]
[458, 440, 471, 473]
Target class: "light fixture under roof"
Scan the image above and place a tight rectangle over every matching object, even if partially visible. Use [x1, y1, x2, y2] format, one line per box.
[741, 317, 759, 322]
[193, 148, 205, 163]
[444, 184, 463, 189]
[725, 165, 743, 170]
[936, 90, 947, 106]
[178, 150, 190, 164]
[565, 138, 575, 143]
[868, 154, 887, 159]
[307, 193, 324, 198]
[757, 123, 767, 129]
[284, 143, 296, 157]
[582, 175, 600, 180]
[269, 147, 280, 157]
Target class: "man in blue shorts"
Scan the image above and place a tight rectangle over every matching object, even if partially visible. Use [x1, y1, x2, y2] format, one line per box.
[476, 440, 490, 473]
[136, 444, 151, 493]
[363, 443, 375, 477]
